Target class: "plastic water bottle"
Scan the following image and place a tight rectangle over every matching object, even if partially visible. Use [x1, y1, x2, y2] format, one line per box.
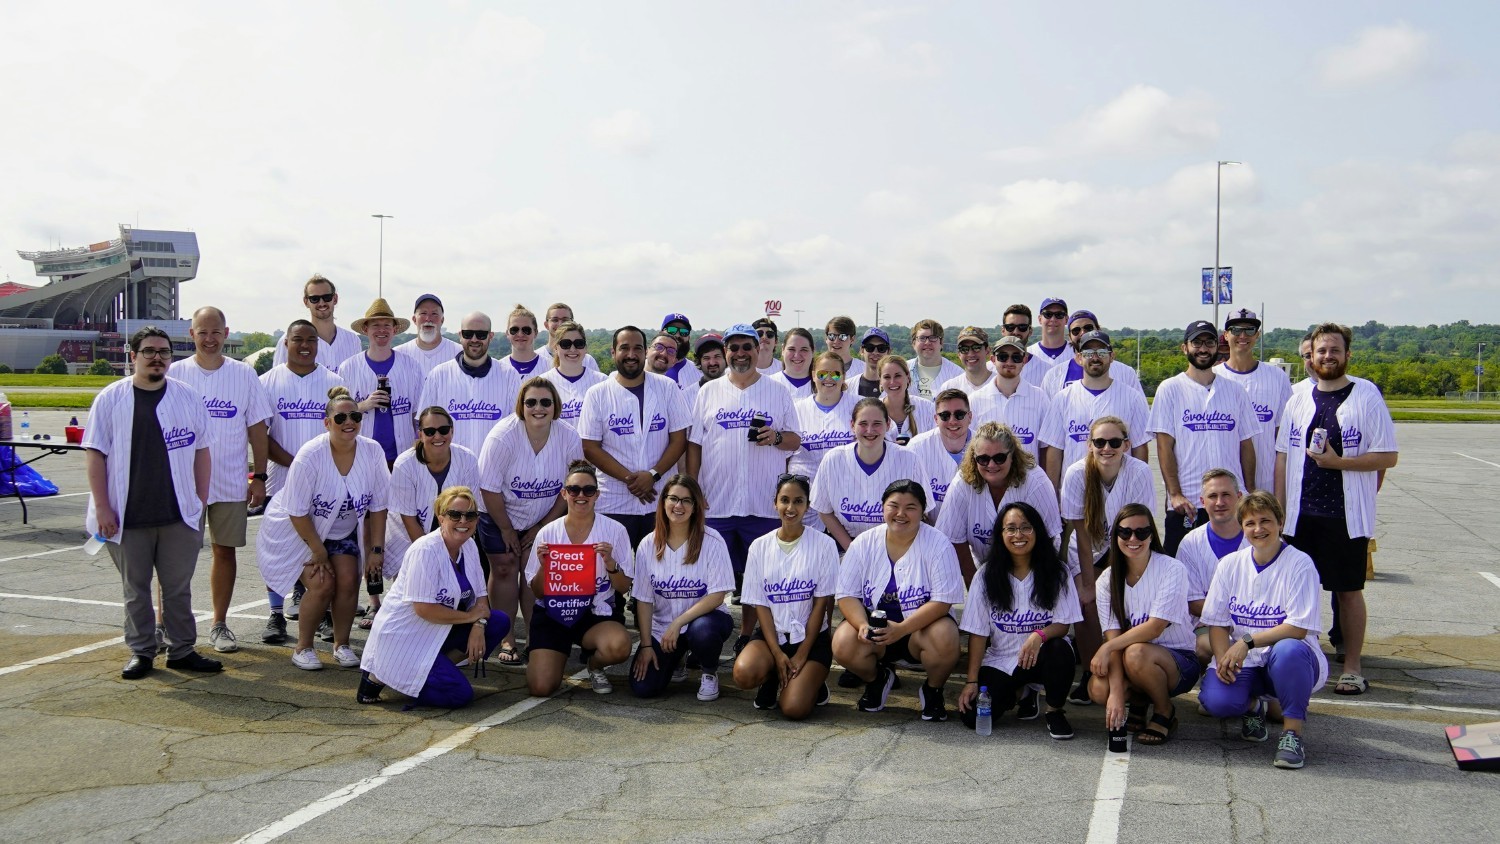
[0, 392, 12, 440]
[20, 411, 30, 434]
[84, 533, 108, 556]
[976, 685, 993, 736]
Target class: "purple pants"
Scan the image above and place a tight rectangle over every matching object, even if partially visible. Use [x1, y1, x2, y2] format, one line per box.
[1200, 637, 1320, 722]
[628, 611, 735, 698]
[706, 515, 780, 587]
[412, 610, 512, 709]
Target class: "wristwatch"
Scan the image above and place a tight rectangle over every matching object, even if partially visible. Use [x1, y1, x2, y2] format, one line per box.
[371, 546, 384, 554]
[648, 469, 661, 482]
[1240, 633, 1256, 648]
[477, 617, 488, 627]
[773, 430, 784, 446]
[248, 472, 268, 481]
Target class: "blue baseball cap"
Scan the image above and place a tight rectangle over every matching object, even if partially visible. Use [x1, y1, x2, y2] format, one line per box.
[413, 293, 443, 310]
[723, 323, 757, 342]
[661, 313, 691, 330]
[860, 327, 891, 347]
[1040, 297, 1068, 313]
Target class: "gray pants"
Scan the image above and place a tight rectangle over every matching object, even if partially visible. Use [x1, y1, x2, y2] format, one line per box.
[106, 522, 203, 659]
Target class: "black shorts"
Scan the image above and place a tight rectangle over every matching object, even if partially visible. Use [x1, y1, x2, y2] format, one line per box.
[527, 607, 616, 655]
[774, 628, 834, 668]
[879, 633, 916, 666]
[1289, 514, 1369, 593]
[476, 513, 507, 555]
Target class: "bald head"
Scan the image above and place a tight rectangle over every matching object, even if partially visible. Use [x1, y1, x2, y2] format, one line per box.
[190, 305, 229, 359]
[461, 312, 491, 333]
[191, 306, 227, 329]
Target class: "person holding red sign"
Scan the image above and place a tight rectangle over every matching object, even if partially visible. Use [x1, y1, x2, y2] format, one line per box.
[525, 462, 634, 695]
[357, 487, 510, 708]
[628, 475, 736, 700]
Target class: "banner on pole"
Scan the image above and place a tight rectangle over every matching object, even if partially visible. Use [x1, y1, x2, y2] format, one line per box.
[1201, 268, 1233, 305]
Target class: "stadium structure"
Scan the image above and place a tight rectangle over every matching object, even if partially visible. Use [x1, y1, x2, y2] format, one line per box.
[0, 225, 221, 372]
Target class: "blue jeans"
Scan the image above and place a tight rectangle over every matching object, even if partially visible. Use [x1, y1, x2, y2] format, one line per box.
[1200, 638, 1320, 722]
[628, 611, 734, 698]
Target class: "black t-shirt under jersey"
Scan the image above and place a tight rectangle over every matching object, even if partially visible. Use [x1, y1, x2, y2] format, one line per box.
[122, 386, 181, 529]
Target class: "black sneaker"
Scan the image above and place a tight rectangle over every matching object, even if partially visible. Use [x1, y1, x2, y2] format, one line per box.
[815, 682, 830, 707]
[838, 669, 862, 688]
[753, 678, 779, 710]
[1045, 709, 1075, 740]
[317, 615, 334, 642]
[1068, 674, 1093, 706]
[262, 612, 288, 644]
[165, 652, 224, 673]
[733, 634, 752, 655]
[857, 666, 896, 712]
[918, 684, 948, 722]
[1016, 685, 1041, 720]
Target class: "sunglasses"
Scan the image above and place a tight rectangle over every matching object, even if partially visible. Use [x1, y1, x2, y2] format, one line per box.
[331, 411, 364, 425]
[1225, 325, 1258, 337]
[461, 329, 490, 340]
[563, 484, 600, 497]
[651, 343, 679, 357]
[826, 333, 852, 343]
[523, 397, 554, 408]
[1001, 323, 1030, 334]
[957, 343, 985, 354]
[1090, 436, 1125, 449]
[1040, 309, 1068, 320]
[556, 338, 588, 350]
[862, 344, 890, 354]
[1078, 349, 1110, 360]
[814, 370, 843, 381]
[662, 325, 690, 337]
[726, 342, 756, 353]
[508, 325, 534, 336]
[936, 409, 969, 421]
[304, 293, 335, 304]
[1115, 526, 1153, 541]
[993, 352, 1024, 364]
[421, 425, 453, 436]
[445, 509, 480, 522]
[135, 347, 172, 359]
[973, 451, 1012, 466]
[1069, 324, 1099, 336]
[756, 329, 777, 339]
[777, 472, 810, 484]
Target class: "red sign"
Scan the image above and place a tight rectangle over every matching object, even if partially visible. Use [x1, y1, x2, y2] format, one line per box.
[543, 544, 596, 596]
[764, 299, 782, 317]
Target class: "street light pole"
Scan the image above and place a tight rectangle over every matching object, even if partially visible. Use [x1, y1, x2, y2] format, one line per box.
[1214, 161, 1242, 329]
[372, 214, 394, 298]
[793, 309, 804, 327]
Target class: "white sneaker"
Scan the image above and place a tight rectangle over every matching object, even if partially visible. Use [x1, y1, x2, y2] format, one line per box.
[696, 672, 720, 701]
[671, 664, 689, 683]
[291, 648, 323, 671]
[209, 624, 239, 653]
[589, 668, 613, 694]
[333, 645, 360, 668]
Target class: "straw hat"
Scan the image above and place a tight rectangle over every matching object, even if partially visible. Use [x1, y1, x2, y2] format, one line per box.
[351, 298, 411, 334]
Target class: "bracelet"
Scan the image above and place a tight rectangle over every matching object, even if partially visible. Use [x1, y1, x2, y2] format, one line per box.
[1034, 629, 1047, 642]
[606, 566, 620, 575]
[964, 680, 978, 686]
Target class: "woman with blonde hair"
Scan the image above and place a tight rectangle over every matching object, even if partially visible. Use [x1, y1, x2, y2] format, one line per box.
[500, 303, 552, 382]
[878, 356, 935, 446]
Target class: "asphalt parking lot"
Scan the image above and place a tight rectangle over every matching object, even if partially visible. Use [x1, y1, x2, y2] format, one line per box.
[2, 411, 1497, 843]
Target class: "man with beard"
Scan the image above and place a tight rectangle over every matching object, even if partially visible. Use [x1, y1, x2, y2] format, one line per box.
[581, 326, 691, 548]
[969, 335, 1050, 465]
[659, 313, 702, 388]
[683, 333, 725, 412]
[1276, 322, 1397, 697]
[646, 331, 686, 380]
[1214, 309, 1292, 493]
[685, 324, 801, 647]
[1149, 320, 1260, 555]
[854, 328, 889, 398]
[395, 293, 462, 376]
[419, 313, 511, 456]
[85, 326, 219, 679]
[272, 274, 362, 372]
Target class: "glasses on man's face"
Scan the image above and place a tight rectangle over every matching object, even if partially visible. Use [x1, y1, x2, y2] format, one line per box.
[523, 397, 554, 408]
[1040, 309, 1067, 320]
[957, 343, 984, 354]
[993, 352, 1024, 364]
[135, 347, 172, 359]
[936, 409, 969, 422]
[726, 342, 756, 354]
[1002, 323, 1030, 334]
[508, 325, 534, 336]
[1115, 526, 1153, 541]
[304, 293, 335, 304]
[914, 334, 940, 345]
[421, 425, 453, 437]
[556, 338, 587, 350]
[331, 411, 364, 425]
[663, 494, 695, 507]
[1187, 338, 1218, 350]
[973, 451, 1011, 467]
[650, 343, 679, 357]
[826, 333, 852, 343]
[814, 370, 843, 381]
[1225, 325, 1257, 337]
[445, 509, 481, 522]
[1001, 523, 1035, 536]
[1070, 324, 1099, 337]
[756, 329, 777, 339]
[1078, 349, 1110, 360]
[1090, 436, 1125, 449]
[461, 329, 490, 340]
[663, 325, 690, 337]
[563, 484, 599, 497]
[862, 344, 889, 355]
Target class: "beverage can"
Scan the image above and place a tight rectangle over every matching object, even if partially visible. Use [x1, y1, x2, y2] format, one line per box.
[1310, 427, 1328, 454]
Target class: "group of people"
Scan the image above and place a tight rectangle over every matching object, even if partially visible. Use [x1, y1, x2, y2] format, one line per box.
[84, 277, 1398, 769]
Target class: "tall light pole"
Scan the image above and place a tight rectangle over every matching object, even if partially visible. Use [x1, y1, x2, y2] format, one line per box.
[1213, 160, 1242, 329]
[372, 214, 394, 298]
[793, 309, 804, 327]
[1479, 342, 1487, 399]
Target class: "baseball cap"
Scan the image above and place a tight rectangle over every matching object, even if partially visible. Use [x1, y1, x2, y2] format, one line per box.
[1224, 308, 1261, 329]
[1068, 309, 1099, 327]
[413, 293, 443, 311]
[661, 313, 691, 330]
[1039, 297, 1068, 313]
[860, 327, 891, 347]
[956, 326, 991, 345]
[1183, 320, 1219, 342]
[991, 336, 1027, 355]
[1077, 329, 1112, 350]
[694, 332, 725, 357]
[723, 323, 757, 342]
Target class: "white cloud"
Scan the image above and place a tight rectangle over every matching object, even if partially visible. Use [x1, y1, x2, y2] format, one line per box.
[831, 8, 941, 79]
[589, 109, 655, 156]
[991, 85, 1218, 163]
[1317, 22, 1432, 88]
[862, 189, 923, 218]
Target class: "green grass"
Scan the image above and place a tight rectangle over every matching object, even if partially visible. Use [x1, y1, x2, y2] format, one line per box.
[4, 392, 96, 409]
[1390, 411, 1499, 422]
[1387, 399, 1500, 410]
[0, 374, 120, 388]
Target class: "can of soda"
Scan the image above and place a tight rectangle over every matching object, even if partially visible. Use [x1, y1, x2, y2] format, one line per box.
[866, 609, 888, 640]
[747, 412, 768, 442]
[365, 566, 384, 596]
[1309, 427, 1328, 454]
[376, 376, 391, 413]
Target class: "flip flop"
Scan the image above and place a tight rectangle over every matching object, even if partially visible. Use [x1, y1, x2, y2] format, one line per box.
[1334, 672, 1368, 695]
[356, 606, 377, 630]
[495, 643, 526, 666]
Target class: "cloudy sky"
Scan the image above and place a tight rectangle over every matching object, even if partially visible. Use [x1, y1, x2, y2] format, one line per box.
[1, 2, 1495, 336]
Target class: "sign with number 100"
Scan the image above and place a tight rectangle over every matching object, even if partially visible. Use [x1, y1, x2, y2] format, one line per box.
[764, 299, 782, 317]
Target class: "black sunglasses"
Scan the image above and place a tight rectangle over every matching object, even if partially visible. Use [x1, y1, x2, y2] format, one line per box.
[421, 425, 453, 436]
[935, 409, 969, 421]
[726, 342, 756, 353]
[304, 293, 335, 304]
[1115, 526, 1153, 541]
[508, 325, 534, 336]
[523, 397, 554, 408]
[1001, 323, 1030, 333]
[777, 472, 810, 484]
[1090, 437, 1125, 449]
[973, 451, 1011, 466]
[445, 509, 480, 522]
[957, 343, 985, 354]
[331, 411, 364, 425]
[1070, 324, 1099, 336]
[556, 338, 587, 350]
[862, 344, 889, 354]
[756, 329, 777, 339]
[993, 352, 1025, 364]
[563, 484, 600, 497]
[1039, 309, 1067, 320]
[461, 329, 490, 340]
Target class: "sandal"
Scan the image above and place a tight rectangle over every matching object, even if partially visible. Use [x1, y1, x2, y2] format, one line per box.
[1334, 672, 1368, 695]
[1134, 707, 1177, 745]
[1125, 703, 1148, 734]
[495, 643, 526, 666]
[356, 606, 377, 630]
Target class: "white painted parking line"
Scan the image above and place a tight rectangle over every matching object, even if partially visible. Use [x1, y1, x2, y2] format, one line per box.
[1454, 452, 1500, 469]
[1312, 698, 1500, 718]
[1085, 747, 1130, 844]
[1478, 572, 1500, 592]
[0, 491, 90, 506]
[0, 545, 84, 564]
[235, 670, 587, 844]
[0, 591, 269, 622]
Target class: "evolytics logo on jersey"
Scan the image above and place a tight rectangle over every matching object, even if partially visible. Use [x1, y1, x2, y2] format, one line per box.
[560, 398, 583, 420]
[447, 398, 503, 421]
[800, 430, 853, 452]
[715, 408, 773, 430]
[651, 573, 708, 600]
[163, 426, 197, 450]
[990, 606, 1052, 635]
[1227, 595, 1286, 629]
[310, 490, 374, 520]
[862, 582, 930, 613]
[1010, 425, 1037, 445]
[1253, 402, 1274, 423]
[840, 498, 884, 524]
[204, 397, 239, 419]
[971, 522, 994, 547]
[607, 413, 635, 436]
[1287, 420, 1304, 448]
[763, 576, 818, 604]
[929, 477, 950, 503]
[511, 476, 561, 500]
[1067, 419, 1091, 443]
[277, 397, 325, 420]
[1181, 409, 1236, 433]
[648, 412, 666, 432]
[1341, 428, 1362, 450]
